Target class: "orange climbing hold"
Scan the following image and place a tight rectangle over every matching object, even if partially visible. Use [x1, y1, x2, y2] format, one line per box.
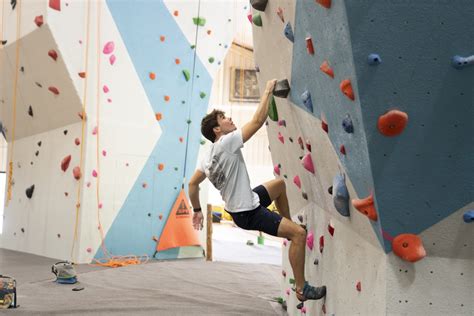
[306, 37, 314, 55]
[175, 58, 180, 65]
[207, 30, 212, 35]
[49, 0, 61, 11]
[73, 166, 81, 180]
[352, 194, 378, 221]
[158, 163, 164, 171]
[48, 86, 60, 95]
[149, 72, 156, 80]
[164, 95, 170, 102]
[61, 155, 71, 172]
[155, 113, 162, 121]
[377, 110, 408, 137]
[316, 0, 331, 9]
[320, 60, 334, 78]
[173, 10, 179, 16]
[340, 79, 354, 101]
[392, 234, 426, 263]
[78, 72, 86, 78]
[160, 35, 165, 42]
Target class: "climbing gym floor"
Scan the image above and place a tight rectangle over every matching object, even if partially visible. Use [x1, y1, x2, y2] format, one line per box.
[0, 248, 286, 315]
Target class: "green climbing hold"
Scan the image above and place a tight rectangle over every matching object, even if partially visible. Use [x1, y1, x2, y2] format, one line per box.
[268, 96, 278, 121]
[190, 44, 196, 49]
[182, 69, 190, 82]
[193, 17, 206, 26]
[186, 119, 192, 124]
[199, 92, 206, 99]
[174, 167, 178, 171]
[289, 278, 295, 285]
[208, 57, 215, 63]
[200, 139, 206, 145]
[252, 13, 262, 27]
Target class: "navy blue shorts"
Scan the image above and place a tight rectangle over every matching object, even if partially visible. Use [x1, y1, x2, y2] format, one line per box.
[229, 185, 283, 237]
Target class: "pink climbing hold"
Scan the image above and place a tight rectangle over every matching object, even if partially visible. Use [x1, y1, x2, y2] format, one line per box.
[92, 126, 98, 135]
[48, 86, 60, 95]
[278, 119, 286, 127]
[356, 281, 362, 292]
[98, 203, 103, 209]
[301, 306, 307, 314]
[103, 41, 115, 55]
[34, 15, 44, 27]
[92, 169, 98, 177]
[103, 85, 109, 93]
[247, 11, 252, 23]
[73, 166, 81, 180]
[301, 153, 315, 174]
[74, 138, 80, 146]
[86, 247, 92, 253]
[319, 235, 324, 253]
[277, 7, 284, 22]
[305, 140, 311, 152]
[109, 54, 116, 65]
[49, 0, 61, 11]
[306, 232, 314, 250]
[102, 150, 107, 157]
[283, 239, 287, 247]
[278, 132, 284, 144]
[327, 222, 335, 236]
[293, 175, 301, 189]
[48, 49, 58, 61]
[61, 155, 71, 172]
[274, 164, 281, 175]
[86, 182, 91, 188]
[286, 288, 290, 296]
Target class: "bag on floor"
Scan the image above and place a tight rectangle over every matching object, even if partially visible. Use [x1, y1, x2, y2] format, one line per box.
[51, 261, 77, 284]
[0, 275, 17, 309]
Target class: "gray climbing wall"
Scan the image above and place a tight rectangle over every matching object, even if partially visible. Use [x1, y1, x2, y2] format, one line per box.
[251, 1, 473, 315]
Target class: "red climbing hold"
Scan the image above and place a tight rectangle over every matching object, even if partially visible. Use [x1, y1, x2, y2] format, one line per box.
[34, 15, 44, 27]
[340, 79, 355, 101]
[61, 155, 71, 172]
[301, 153, 315, 174]
[322, 303, 326, 314]
[48, 86, 59, 95]
[320, 60, 334, 78]
[321, 120, 328, 133]
[142, 183, 147, 188]
[49, 0, 61, 11]
[160, 35, 165, 42]
[278, 132, 284, 144]
[306, 37, 314, 55]
[149, 72, 156, 80]
[305, 140, 311, 152]
[319, 235, 324, 253]
[282, 270, 286, 277]
[377, 110, 408, 137]
[78, 72, 86, 78]
[340, 145, 346, 155]
[48, 49, 58, 61]
[352, 194, 378, 221]
[316, 0, 331, 9]
[74, 138, 80, 146]
[327, 222, 334, 236]
[207, 30, 212, 35]
[273, 164, 280, 175]
[293, 175, 301, 189]
[297, 137, 304, 150]
[73, 166, 81, 180]
[392, 234, 426, 263]
[155, 113, 162, 121]
[356, 281, 362, 292]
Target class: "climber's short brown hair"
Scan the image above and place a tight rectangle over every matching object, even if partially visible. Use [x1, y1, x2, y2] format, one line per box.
[201, 109, 224, 143]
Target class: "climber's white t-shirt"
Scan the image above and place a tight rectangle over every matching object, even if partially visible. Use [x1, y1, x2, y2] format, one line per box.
[198, 129, 260, 213]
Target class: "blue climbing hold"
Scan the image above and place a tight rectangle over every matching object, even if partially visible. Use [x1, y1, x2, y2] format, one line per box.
[463, 210, 474, 223]
[368, 53, 382, 65]
[342, 114, 354, 133]
[451, 55, 474, 69]
[301, 90, 313, 112]
[284, 22, 294, 43]
[333, 174, 350, 217]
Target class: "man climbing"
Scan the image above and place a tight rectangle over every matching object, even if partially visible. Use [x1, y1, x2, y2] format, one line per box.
[188, 79, 327, 304]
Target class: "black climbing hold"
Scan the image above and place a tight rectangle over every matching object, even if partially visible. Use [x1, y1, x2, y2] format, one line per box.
[333, 174, 350, 217]
[296, 302, 304, 310]
[314, 258, 319, 265]
[37, 141, 42, 147]
[301, 90, 313, 112]
[0, 40, 7, 45]
[368, 53, 382, 65]
[26, 184, 35, 199]
[255, 65, 260, 72]
[298, 214, 304, 222]
[342, 114, 354, 133]
[289, 137, 293, 143]
[250, 0, 268, 11]
[35, 82, 43, 88]
[21, 228, 25, 233]
[28, 105, 33, 117]
[11, 0, 16, 10]
[273, 79, 290, 98]
[63, 130, 68, 135]
[72, 287, 84, 291]
[35, 150, 39, 156]
[148, 213, 151, 217]
[284, 22, 294, 43]
[302, 192, 308, 200]
[20, 66, 24, 73]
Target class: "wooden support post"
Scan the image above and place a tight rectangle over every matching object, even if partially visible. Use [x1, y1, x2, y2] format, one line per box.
[206, 203, 212, 261]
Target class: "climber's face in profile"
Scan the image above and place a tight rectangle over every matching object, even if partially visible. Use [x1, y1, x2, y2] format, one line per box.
[214, 113, 236, 137]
